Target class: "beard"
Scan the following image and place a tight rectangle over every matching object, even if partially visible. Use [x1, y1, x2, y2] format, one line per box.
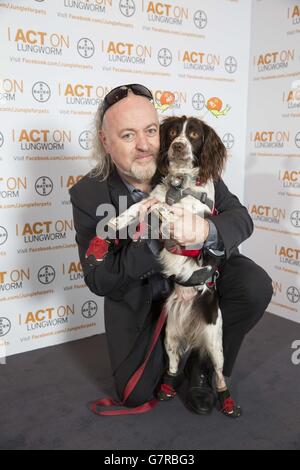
[122, 158, 157, 183]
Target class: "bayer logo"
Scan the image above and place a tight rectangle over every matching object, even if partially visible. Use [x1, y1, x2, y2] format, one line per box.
[290, 211, 300, 228]
[295, 132, 300, 149]
[287, 286, 300, 304]
[194, 10, 208, 29]
[38, 266, 56, 285]
[32, 82, 51, 103]
[119, 0, 136, 17]
[225, 56, 238, 74]
[0, 226, 8, 246]
[77, 39, 95, 59]
[79, 131, 93, 151]
[0, 132, 4, 148]
[82, 300, 98, 319]
[0, 318, 11, 337]
[192, 93, 205, 111]
[223, 133, 235, 150]
[35, 176, 53, 196]
[157, 48, 173, 67]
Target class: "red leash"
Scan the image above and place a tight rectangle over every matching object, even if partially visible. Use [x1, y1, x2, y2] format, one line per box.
[91, 306, 168, 416]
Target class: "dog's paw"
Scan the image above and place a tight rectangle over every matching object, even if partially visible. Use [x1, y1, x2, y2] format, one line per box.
[217, 390, 242, 419]
[156, 383, 177, 401]
[156, 372, 179, 401]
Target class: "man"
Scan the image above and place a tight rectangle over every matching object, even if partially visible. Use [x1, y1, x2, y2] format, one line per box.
[69, 84, 273, 415]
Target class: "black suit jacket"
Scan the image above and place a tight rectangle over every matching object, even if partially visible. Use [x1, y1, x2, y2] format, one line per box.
[69, 167, 253, 373]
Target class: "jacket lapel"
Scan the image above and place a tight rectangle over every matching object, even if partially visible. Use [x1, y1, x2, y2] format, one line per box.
[107, 167, 135, 216]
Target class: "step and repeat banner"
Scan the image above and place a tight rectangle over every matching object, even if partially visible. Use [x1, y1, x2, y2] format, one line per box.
[1, 0, 252, 358]
[243, 0, 300, 324]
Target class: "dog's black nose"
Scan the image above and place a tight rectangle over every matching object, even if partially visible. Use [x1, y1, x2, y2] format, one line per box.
[172, 142, 185, 153]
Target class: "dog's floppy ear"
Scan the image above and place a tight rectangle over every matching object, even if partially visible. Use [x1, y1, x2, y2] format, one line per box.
[199, 121, 227, 183]
[157, 116, 177, 176]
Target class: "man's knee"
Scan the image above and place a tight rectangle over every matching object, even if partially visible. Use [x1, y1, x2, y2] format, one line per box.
[242, 264, 273, 313]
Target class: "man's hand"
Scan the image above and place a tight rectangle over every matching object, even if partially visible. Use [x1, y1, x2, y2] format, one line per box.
[168, 205, 210, 246]
[138, 198, 161, 223]
[136, 198, 164, 241]
[137, 200, 210, 246]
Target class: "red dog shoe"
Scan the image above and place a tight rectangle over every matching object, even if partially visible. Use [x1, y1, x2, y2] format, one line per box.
[218, 389, 242, 418]
[156, 372, 178, 401]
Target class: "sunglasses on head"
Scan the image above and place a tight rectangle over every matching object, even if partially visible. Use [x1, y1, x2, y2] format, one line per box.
[101, 84, 154, 118]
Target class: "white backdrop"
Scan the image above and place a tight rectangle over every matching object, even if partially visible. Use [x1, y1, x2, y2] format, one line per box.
[243, 0, 300, 324]
[0, 0, 297, 360]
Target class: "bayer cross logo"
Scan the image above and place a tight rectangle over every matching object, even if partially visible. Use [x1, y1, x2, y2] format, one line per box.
[77, 39, 95, 59]
[192, 93, 205, 111]
[81, 301, 98, 319]
[194, 10, 208, 29]
[290, 211, 300, 228]
[32, 82, 51, 103]
[119, 0, 136, 17]
[0, 318, 11, 337]
[225, 56, 238, 74]
[0, 226, 8, 246]
[295, 132, 300, 148]
[223, 133, 235, 150]
[35, 177, 53, 196]
[0, 132, 4, 148]
[287, 286, 300, 304]
[38, 266, 56, 285]
[158, 48, 172, 67]
[79, 131, 93, 150]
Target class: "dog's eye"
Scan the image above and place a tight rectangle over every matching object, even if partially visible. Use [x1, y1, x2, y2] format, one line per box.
[169, 129, 177, 139]
[189, 131, 200, 139]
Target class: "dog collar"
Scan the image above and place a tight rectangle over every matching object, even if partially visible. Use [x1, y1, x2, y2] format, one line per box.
[168, 245, 202, 258]
[166, 174, 214, 211]
[173, 265, 215, 287]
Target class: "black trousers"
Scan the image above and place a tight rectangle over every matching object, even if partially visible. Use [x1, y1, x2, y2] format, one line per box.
[113, 254, 274, 407]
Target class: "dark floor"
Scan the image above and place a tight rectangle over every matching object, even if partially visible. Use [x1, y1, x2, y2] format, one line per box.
[1, 312, 300, 450]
